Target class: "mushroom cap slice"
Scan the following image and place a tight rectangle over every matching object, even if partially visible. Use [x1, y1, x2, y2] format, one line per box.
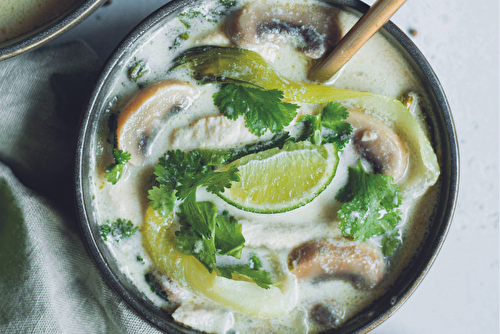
[116, 80, 199, 165]
[347, 109, 408, 181]
[225, 2, 341, 59]
[288, 239, 386, 290]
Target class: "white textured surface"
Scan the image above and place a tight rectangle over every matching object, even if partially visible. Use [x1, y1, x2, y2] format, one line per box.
[50, 0, 499, 333]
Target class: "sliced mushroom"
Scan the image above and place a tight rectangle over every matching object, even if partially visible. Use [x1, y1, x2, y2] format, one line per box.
[347, 110, 408, 181]
[170, 115, 258, 151]
[145, 270, 181, 312]
[225, 2, 341, 59]
[310, 303, 338, 329]
[116, 80, 199, 165]
[288, 239, 385, 290]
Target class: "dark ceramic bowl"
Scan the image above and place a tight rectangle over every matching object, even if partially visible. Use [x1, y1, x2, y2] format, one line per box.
[75, 0, 459, 332]
[0, 0, 106, 61]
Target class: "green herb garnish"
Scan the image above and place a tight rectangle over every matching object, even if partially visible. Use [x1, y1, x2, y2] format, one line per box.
[216, 263, 278, 289]
[148, 149, 240, 204]
[104, 149, 131, 184]
[175, 194, 246, 273]
[213, 83, 299, 137]
[128, 58, 149, 82]
[147, 145, 277, 288]
[99, 218, 138, 242]
[381, 230, 401, 256]
[298, 102, 352, 150]
[336, 160, 402, 241]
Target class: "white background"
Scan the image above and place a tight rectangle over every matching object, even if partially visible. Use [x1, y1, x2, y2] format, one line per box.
[51, 0, 499, 333]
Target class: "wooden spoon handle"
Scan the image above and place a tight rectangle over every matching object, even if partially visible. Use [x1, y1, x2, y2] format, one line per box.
[308, 0, 406, 82]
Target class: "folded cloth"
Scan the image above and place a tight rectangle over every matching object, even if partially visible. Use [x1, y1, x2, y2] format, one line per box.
[0, 41, 162, 334]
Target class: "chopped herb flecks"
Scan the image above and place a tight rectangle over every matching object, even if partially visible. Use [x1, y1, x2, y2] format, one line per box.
[99, 218, 138, 242]
[128, 58, 149, 82]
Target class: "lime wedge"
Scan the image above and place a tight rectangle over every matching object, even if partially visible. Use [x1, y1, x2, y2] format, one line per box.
[218, 141, 338, 213]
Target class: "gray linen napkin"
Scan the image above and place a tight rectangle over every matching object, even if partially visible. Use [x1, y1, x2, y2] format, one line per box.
[0, 41, 162, 334]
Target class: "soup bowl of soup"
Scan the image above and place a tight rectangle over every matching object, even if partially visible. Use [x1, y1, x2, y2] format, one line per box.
[75, 0, 459, 332]
[0, 0, 106, 60]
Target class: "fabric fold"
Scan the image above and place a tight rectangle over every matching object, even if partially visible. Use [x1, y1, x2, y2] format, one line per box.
[0, 41, 161, 334]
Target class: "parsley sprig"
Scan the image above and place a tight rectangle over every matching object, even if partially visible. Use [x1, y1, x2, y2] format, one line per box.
[213, 83, 300, 137]
[104, 149, 131, 184]
[336, 160, 402, 252]
[298, 102, 353, 150]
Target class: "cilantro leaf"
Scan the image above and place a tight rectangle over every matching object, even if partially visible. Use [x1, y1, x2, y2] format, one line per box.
[249, 253, 262, 270]
[216, 264, 278, 289]
[175, 196, 218, 272]
[175, 194, 245, 273]
[151, 149, 240, 201]
[99, 218, 138, 242]
[215, 211, 245, 258]
[148, 185, 176, 217]
[213, 83, 299, 137]
[177, 164, 240, 199]
[381, 229, 401, 256]
[298, 102, 352, 150]
[336, 160, 402, 241]
[104, 149, 131, 184]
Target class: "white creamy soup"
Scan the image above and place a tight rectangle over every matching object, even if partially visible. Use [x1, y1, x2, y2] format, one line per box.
[0, 0, 83, 43]
[90, 0, 440, 333]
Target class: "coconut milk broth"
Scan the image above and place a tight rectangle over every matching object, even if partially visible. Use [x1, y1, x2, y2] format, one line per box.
[90, 0, 439, 332]
[0, 0, 83, 43]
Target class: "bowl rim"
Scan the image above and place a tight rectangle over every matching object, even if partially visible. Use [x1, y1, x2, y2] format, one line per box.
[0, 0, 107, 61]
[75, 0, 460, 333]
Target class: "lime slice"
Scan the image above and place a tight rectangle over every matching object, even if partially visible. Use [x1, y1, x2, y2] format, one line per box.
[219, 141, 338, 213]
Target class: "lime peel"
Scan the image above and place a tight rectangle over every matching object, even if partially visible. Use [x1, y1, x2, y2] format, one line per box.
[218, 141, 339, 213]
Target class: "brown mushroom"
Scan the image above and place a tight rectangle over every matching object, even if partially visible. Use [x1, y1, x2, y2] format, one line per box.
[288, 239, 385, 290]
[225, 2, 342, 59]
[116, 80, 198, 165]
[347, 109, 408, 181]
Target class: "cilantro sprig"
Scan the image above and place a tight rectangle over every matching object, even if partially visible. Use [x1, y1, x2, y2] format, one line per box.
[175, 194, 246, 272]
[213, 83, 300, 137]
[148, 149, 240, 204]
[298, 102, 353, 150]
[104, 149, 131, 184]
[336, 160, 402, 244]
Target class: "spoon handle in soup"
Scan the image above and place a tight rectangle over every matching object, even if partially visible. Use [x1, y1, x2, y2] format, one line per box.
[308, 0, 406, 82]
